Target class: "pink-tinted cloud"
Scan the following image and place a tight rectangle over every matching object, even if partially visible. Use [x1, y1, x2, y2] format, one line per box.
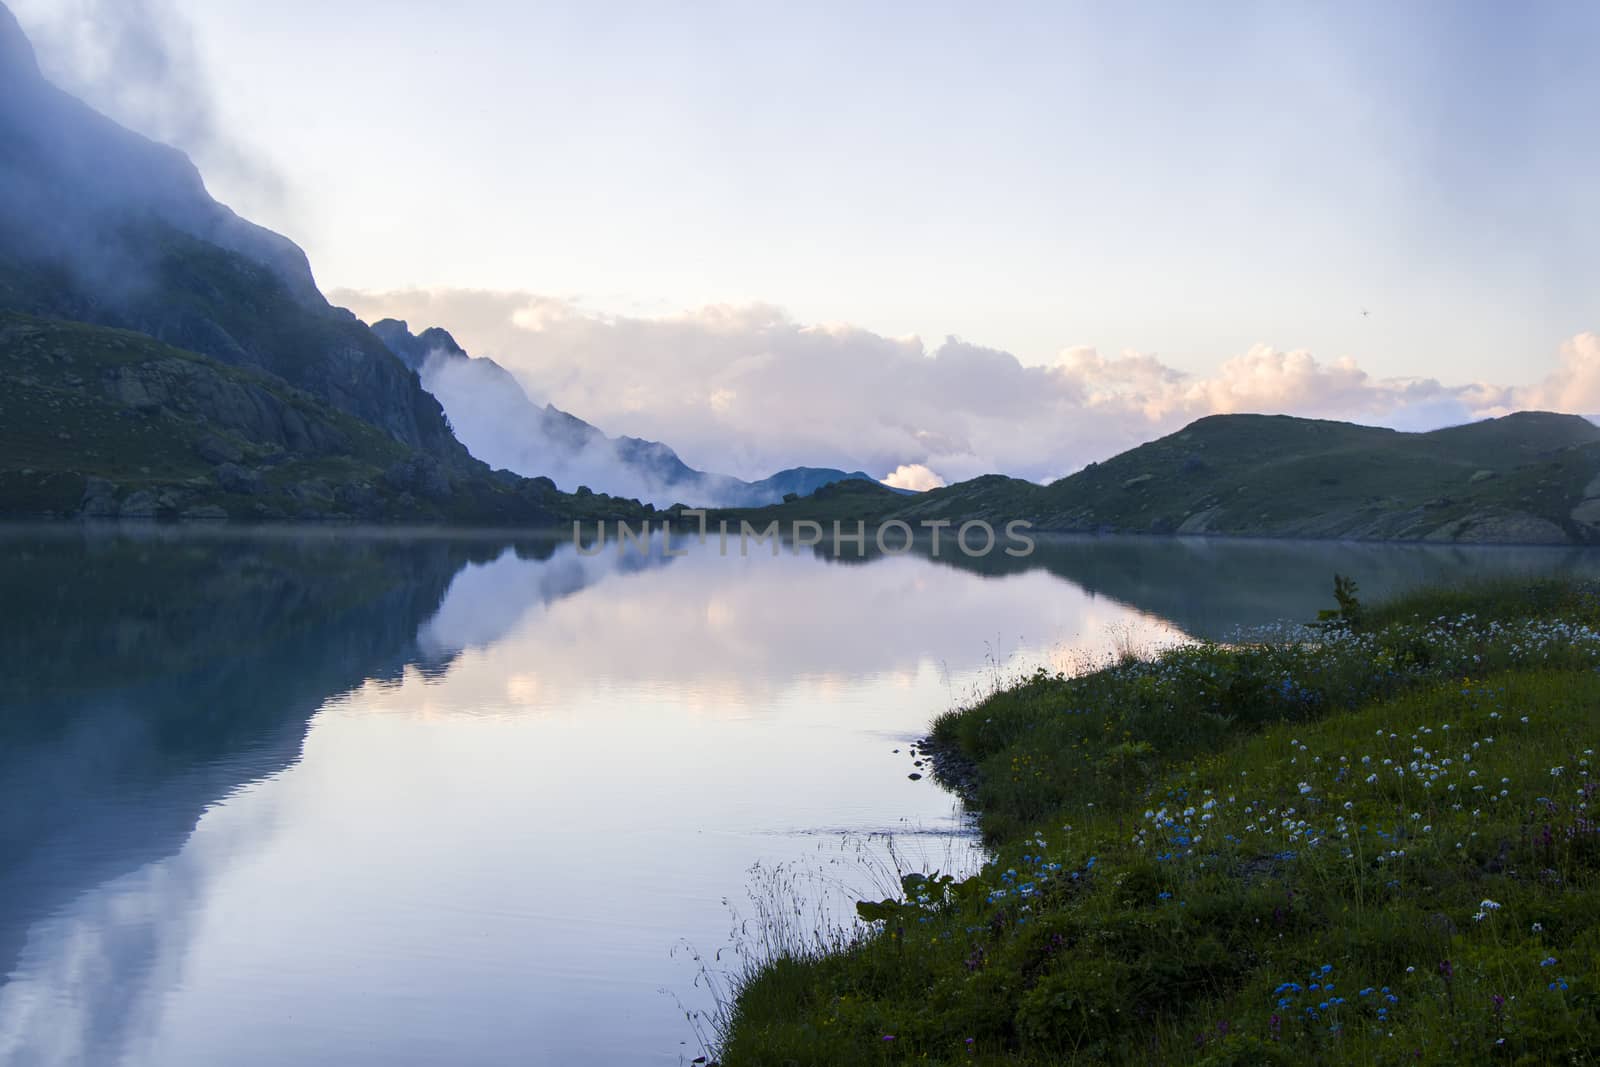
[334, 287, 1595, 488]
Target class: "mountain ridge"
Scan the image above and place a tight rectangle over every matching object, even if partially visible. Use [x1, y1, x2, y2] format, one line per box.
[0, 4, 320, 309]
[720, 410, 1600, 545]
[0, 2, 661, 524]
[4, 5, 1600, 542]
[369, 317, 900, 507]
[0, 310, 643, 523]
[0, 2, 457, 452]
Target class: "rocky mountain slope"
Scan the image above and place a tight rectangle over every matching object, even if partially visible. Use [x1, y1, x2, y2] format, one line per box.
[0, 311, 647, 522]
[0, 0, 892, 517]
[0, 5, 461, 455]
[0, 4, 649, 524]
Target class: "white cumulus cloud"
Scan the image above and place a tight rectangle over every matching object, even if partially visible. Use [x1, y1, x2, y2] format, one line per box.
[883, 464, 947, 492]
[333, 287, 1597, 487]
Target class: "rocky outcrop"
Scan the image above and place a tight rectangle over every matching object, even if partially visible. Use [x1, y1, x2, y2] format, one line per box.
[213, 463, 263, 495]
[78, 477, 118, 518]
[370, 319, 469, 372]
[1175, 507, 1221, 534]
[99, 358, 351, 455]
[1451, 513, 1571, 546]
[1571, 473, 1600, 535]
[383, 456, 455, 503]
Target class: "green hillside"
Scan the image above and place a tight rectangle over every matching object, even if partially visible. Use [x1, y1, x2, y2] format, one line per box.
[1018, 412, 1600, 541]
[0, 312, 645, 524]
[727, 413, 1600, 545]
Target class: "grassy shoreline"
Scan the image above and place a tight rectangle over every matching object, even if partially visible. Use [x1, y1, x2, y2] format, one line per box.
[718, 578, 1600, 1065]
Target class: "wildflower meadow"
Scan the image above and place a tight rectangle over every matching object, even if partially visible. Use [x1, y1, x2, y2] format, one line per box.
[719, 579, 1600, 1065]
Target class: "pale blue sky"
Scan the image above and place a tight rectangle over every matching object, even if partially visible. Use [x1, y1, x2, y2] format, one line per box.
[16, 0, 1600, 381]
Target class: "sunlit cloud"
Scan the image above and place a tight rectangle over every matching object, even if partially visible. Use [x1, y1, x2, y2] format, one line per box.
[883, 464, 946, 492]
[335, 287, 1596, 487]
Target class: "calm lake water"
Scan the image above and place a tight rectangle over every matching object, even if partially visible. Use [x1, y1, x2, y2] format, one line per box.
[4, 526, 1600, 1066]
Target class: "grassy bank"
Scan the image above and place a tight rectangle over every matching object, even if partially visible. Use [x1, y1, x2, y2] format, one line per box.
[719, 579, 1600, 1065]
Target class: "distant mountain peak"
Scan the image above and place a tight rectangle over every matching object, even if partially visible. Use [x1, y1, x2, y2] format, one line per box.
[369, 318, 907, 507]
[370, 319, 469, 371]
[417, 326, 467, 356]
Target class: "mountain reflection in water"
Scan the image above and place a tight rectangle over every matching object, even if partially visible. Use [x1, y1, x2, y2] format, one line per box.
[3, 526, 1597, 1066]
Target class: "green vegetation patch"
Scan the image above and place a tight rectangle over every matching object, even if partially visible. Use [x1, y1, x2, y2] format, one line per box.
[0, 311, 652, 524]
[746, 412, 1600, 543]
[720, 580, 1600, 1065]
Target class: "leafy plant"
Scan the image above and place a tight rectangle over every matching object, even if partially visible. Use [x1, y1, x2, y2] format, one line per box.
[1315, 573, 1365, 630]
